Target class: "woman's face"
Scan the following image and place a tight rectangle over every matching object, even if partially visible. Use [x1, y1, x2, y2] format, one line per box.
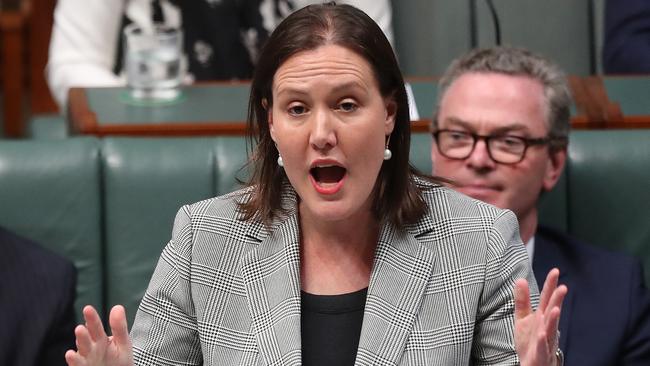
[268, 44, 396, 225]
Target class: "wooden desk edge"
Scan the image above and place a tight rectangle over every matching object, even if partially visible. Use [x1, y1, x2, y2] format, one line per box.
[73, 116, 650, 137]
[95, 121, 249, 136]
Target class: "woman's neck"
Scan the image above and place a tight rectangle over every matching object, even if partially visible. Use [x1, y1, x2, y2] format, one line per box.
[299, 209, 380, 295]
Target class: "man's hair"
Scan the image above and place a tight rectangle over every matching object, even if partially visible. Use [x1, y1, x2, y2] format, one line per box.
[240, 3, 433, 227]
[433, 46, 571, 151]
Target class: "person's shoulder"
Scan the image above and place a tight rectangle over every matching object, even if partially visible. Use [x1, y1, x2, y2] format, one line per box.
[0, 227, 73, 268]
[0, 226, 75, 282]
[171, 186, 265, 244]
[537, 225, 642, 273]
[184, 186, 253, 217]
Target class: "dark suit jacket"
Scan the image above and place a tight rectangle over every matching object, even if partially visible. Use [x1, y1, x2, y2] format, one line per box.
[533, 226, 650, 366]
[0, 226, 77, 366]
[603, 0, 650, 73]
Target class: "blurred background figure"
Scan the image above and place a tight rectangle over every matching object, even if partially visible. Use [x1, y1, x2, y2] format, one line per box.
[46, 0, 393, 109]
[603, 0, 650, 74]
[430, 46, 650, 366]
[0, 226, 77, 366]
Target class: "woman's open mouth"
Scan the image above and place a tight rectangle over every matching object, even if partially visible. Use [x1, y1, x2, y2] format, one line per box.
[309, 164, 347, 195]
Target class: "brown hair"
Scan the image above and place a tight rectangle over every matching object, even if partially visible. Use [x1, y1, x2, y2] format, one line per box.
[239, 3, 432, 226]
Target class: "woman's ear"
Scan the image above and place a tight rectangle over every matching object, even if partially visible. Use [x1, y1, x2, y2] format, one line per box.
[263, 98, 276, 142]
[384, 96, 397, 135]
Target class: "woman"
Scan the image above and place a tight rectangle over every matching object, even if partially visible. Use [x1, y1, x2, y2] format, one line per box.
[65, 4, 565, 365]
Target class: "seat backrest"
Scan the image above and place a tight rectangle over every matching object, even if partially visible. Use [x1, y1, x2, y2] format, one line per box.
[0, 137, 103, 320]
[566, 130, 650, 283]
[392, 0, 599, 75]
[2, 130, 646, 325]
[102, 137, 249, 325]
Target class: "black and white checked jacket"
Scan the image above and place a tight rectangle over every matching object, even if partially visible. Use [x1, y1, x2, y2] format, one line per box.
[131, 180, 538, 365]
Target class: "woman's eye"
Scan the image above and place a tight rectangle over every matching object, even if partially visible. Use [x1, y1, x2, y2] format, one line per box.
[288, 105, 307, 115]
[338, 101, 358, 112]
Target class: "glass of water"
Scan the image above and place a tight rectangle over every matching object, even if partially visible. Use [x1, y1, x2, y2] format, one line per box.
[124, 23, 183, 101]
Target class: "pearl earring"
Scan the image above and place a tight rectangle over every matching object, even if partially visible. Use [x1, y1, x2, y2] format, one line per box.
[383, 134, 392, 160]
[275, 142, 284, 167]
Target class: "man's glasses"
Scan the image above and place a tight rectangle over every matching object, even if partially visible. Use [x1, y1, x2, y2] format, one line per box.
[432, 129, 556, 164]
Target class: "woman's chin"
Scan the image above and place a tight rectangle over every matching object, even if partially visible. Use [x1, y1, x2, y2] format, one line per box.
[299, 200, 366, 225]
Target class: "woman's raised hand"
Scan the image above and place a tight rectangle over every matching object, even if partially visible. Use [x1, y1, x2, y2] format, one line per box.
[65, 305, 134, 366]
[514, 268, 568, 366]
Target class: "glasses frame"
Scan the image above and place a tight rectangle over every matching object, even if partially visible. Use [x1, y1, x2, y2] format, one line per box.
[432, 129, 553, 164]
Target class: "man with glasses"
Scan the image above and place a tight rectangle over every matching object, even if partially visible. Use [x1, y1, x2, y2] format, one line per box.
[430, 46, 650, 365]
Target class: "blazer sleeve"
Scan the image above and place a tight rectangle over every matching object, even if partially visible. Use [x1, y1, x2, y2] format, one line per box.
[471, 210, 539, 365]
[131, 205, 203, 365]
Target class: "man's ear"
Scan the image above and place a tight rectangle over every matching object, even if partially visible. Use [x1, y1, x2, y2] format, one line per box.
[384, 96, 397, 135]
[263, 98, 276, 142]
[430, 140, 438, 175]
[542, 148, 567, 191]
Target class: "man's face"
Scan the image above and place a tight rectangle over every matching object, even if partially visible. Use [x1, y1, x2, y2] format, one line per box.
[431, 72, 565, 223]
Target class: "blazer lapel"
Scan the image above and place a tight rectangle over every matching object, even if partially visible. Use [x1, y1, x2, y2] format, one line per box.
[356, 222, 437, 366]
[240, 190, 302, 366]
[533, 232, 574, 352]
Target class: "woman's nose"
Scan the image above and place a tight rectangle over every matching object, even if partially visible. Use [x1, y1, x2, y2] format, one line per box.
[309, 108, 337, 150]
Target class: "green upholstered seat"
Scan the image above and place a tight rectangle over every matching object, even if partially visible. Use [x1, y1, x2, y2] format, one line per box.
[0, 137, 103, 320]
[212, 136, 250, 195]
[1, 129, 647, 324]
[101, 137, 218, 326]
[101, 137, 249, 325]
[566, 130, 650, 283]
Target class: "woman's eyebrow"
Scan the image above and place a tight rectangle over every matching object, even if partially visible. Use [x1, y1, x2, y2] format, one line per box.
[330, 80, 368, 94]
[275, 80, 369, 100]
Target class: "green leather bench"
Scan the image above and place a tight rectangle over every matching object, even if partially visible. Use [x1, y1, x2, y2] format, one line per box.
[1, 130, 648, 326]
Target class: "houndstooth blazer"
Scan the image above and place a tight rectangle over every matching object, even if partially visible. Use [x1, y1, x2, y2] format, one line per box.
[131, 179, 539, 365]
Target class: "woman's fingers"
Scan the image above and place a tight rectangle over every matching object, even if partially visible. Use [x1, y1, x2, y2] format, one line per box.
[109, 305, 131, 348]
[83, 305, 107, 343]
[514, 278, 532, 320]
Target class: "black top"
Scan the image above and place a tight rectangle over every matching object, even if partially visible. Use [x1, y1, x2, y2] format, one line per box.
[301, 288, 368, 366]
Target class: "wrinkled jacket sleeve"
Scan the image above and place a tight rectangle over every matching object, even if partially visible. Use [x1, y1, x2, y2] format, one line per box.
[472, 210, 539, 365]
[131, 205, 203, 365]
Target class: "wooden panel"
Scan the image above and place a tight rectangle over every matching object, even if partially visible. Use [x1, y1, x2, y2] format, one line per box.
[27, 0, 58, 114]
[0, 10, 26, 137]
